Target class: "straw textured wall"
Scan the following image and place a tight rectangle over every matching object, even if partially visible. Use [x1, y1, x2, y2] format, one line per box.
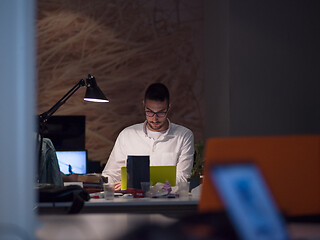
[37, 0, 204, 165]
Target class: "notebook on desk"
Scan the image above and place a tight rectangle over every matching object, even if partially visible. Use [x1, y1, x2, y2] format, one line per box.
[210, 163, 289, 240]
[121, 165, 176, 190]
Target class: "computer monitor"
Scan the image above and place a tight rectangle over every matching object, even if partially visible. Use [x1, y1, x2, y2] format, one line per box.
[56, 150, 87, 175]
[42, 115, 86, 150]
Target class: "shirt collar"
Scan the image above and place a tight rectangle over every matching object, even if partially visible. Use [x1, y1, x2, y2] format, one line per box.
[143, 119, 171, 137]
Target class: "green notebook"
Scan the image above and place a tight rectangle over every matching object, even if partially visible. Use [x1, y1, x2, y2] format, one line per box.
[121, 165, 176, 190]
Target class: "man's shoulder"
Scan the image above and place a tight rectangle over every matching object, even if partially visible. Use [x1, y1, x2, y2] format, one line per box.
[169, 122, 193, 136]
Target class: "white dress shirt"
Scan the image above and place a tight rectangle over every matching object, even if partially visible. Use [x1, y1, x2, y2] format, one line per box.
[102, 120, 194, 184]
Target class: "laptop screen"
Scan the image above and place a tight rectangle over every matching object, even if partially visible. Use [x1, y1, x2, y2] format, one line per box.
[120, 165, 176, 190]
[56, 150, 87, 175]
[210, 163, 289, 240]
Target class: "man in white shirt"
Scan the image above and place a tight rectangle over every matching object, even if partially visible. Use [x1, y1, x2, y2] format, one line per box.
[102, 83, 194, 190]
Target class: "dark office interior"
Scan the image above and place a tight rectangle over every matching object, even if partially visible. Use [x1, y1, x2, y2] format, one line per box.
[0, 0, 319, 239]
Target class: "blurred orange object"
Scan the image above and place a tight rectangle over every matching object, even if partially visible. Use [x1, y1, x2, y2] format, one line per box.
[198, 135, 320, 217]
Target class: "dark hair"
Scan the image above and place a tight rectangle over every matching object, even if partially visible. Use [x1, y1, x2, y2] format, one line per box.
[144, 83, 170, 103]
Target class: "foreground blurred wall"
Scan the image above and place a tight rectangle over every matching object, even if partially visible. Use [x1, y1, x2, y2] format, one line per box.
[0, 0, 36, 238]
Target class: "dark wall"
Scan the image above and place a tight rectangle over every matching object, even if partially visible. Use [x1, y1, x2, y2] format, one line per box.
[205, 0, 320, 137]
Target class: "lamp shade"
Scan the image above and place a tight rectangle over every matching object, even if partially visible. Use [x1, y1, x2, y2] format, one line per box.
[84, 75, 109, 102]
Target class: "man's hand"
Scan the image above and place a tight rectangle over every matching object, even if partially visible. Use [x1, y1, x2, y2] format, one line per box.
[114, 181, 121, 191]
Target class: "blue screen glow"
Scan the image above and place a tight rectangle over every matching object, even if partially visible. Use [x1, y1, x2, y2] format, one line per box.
[56, 150, 87, 175]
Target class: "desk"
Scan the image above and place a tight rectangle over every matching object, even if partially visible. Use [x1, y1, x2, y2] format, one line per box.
[36, 213, 178, 240]
[36, 213, 320, 240]
[37, 197, 199, 216]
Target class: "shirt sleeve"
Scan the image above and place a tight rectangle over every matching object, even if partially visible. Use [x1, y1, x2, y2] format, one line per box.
[102, 131, 127, 183]
[176, 129, 194, 183]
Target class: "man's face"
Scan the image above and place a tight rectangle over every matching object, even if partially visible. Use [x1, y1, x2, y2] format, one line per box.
[144, 99, 170, 132]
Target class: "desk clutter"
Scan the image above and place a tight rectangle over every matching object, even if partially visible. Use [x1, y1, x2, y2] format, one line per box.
[37, 180, 200, 215]
[62, 173, 107, 193]
[90, 181, 201, 200]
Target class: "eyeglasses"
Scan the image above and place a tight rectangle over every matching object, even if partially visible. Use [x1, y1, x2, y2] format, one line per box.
[145, 110, 168, 118]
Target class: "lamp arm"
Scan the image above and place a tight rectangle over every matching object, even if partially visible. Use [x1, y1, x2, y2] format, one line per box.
[37, 78, 86, 179]
[39, 79, 86, 124]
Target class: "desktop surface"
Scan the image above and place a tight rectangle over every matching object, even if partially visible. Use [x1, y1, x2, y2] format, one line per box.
[36, 213, 320, 240]
[37, 195, 198, 216]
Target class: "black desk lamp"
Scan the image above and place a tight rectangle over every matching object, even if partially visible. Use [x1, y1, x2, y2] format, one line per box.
[39, 74, 108, 124]
[38, 74, 108, 180]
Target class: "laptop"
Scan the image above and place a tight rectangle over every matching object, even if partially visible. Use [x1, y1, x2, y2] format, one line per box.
[210, 163, 289, 240]
[56, 150, 87, 175]
[121, 165, 176, 190]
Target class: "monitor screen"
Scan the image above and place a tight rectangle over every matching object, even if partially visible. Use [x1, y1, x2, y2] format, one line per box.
[56, 150, 87, 175]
